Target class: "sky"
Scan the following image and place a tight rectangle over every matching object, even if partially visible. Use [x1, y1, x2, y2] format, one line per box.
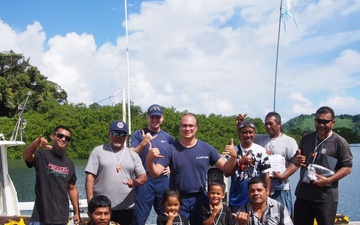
[0, 0, 359, 122]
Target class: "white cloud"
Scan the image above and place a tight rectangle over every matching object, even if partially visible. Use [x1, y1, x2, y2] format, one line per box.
[0, 0, 359, 121]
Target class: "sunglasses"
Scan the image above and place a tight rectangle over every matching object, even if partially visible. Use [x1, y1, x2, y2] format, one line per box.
[110, 130, 127, 137]
[54, 132, 71, 142]
[315, 119, 333, 125]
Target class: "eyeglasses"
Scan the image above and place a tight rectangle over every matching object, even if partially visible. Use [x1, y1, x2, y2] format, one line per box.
[110, 130, 127, 137]
[180, 124, 197, 129]
[315, 119, 333, 125]
[54, 132, 71, 142]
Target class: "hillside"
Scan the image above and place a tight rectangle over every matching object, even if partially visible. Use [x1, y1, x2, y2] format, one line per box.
[282, 114, 360, 137]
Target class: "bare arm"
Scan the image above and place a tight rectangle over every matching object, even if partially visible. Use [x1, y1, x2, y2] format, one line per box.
[22, 135, 51, 163]
[69, 182, 81, 224]
[272, 163, 299, 180]
[262, 172, 271, 196]
[146, 144, 166, 178]
[85, 172, 96, 203]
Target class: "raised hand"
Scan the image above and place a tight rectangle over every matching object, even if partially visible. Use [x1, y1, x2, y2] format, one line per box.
[293, 149, 306, 167]
[239, 151, 254, 167]
[36, 135, 52, 150]
[236, 113, 248, 124]
[141, 129, 158, 145]
[233, 211, 251, 225]
[224, 138, 237, 157]
[147, 142, 163, 161]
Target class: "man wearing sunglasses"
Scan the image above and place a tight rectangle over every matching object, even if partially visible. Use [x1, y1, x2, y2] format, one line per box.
[85, 120, 147, 225]
[292, 106, 353, 225]
[130, 104, 175, 225]
[22, 125, 80, 225]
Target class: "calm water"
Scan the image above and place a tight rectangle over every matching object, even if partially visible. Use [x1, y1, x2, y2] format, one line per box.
[8, 144, 360, 222]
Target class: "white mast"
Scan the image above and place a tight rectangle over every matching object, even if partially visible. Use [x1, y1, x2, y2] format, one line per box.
[124, 0, 131, 134]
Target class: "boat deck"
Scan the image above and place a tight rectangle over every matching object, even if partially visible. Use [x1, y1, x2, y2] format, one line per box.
[1, 216, 359, 225]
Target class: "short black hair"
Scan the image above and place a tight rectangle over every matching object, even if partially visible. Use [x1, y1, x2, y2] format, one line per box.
[248, 176, 267, 189]
[265, 112, 282, 124]
[88, 195, 111, 214]
[53, 125, 72, 136]
[208, 180, 226, 193]
[316, 106, 335, 120]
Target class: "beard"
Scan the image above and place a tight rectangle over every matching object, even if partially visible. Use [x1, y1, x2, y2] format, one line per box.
[51, 147, 66, 157]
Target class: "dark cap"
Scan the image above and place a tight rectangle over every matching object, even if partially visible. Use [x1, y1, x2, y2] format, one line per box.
[109, 120, 129, 133]
[238, 120, 256, 130]
[147, 104, 163, 116]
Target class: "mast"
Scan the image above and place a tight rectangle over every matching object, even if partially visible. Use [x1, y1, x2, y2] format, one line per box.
[273, 0, 283, 112]
[124, 0, 131, 134]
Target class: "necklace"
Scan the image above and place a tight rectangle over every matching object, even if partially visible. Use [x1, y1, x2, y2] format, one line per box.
[109, 144, 126, 173]
[265, 133, 282, 155]
[210, 204, 223, 225]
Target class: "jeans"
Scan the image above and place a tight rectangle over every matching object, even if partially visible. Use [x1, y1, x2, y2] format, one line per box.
[271, 189, 293, 218]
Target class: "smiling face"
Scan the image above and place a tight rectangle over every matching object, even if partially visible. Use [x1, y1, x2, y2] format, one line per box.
[88, 206, 111, 225]
[179, 114, 198, 140]
[239, 127, 255, 148]
[164, 196, 181, 215]
[248, 182, 268, 206]
[315, 112, 335, 139]
[51, 128, 71, 156]
[147, 115, 164, 132]
[208, 184, 225, 206]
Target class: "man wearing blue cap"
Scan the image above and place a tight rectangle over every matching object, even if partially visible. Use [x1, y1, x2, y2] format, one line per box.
[85, 120, 147, 225]
[130, 104, 175, 225]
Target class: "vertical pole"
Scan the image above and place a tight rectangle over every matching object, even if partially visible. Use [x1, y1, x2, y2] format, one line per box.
[124, 0, 132, 134]
[273, 0, 283, 112]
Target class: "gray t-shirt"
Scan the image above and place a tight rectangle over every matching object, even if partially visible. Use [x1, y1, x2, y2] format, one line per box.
[254, 133, 298, 190]
[85, 144, 146, 210]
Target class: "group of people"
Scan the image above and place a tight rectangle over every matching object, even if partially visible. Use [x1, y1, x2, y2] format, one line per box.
[22, 105, 353, 225]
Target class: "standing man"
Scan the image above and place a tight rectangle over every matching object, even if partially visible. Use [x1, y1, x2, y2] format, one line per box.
[22, 125, 80, 225]
[237, 112, 298, 216]
[225, 120, 271, 214]
[292, 106, 353, 225]
[146, 113, 238, 225]
[233, 177, 293, 225]
[130, 104, 175, 224]
[85, 120, 147, 225]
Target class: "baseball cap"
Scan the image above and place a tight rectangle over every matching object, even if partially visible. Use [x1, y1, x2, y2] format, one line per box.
[147, 104, 163, 116]
[109, 120, 129, 133]
[238, 120, 256, 130]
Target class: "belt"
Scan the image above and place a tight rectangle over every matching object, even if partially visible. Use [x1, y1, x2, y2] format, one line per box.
[181, 191, 203, 197]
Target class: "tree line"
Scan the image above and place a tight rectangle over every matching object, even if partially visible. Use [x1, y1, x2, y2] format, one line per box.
[1, 51, 359, 159]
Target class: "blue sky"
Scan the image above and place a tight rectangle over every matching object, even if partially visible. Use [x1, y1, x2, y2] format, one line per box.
[0, 0, 359, 123]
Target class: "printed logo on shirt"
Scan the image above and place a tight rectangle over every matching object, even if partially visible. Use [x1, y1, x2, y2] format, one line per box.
[196, 156, 209, 160]
[47, 163, 69, 178]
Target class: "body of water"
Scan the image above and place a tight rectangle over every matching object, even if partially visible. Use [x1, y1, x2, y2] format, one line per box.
[8, 144, 360, 222]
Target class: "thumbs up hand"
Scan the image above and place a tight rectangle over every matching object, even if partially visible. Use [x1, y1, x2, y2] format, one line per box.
[293, 149, 306, 167]
[224, 138, 237, 158]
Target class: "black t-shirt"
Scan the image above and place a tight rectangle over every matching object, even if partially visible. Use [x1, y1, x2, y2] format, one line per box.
[199, 204, 235, 225]
[295, 131, 353, 202]
[26, 149, 77, 224]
